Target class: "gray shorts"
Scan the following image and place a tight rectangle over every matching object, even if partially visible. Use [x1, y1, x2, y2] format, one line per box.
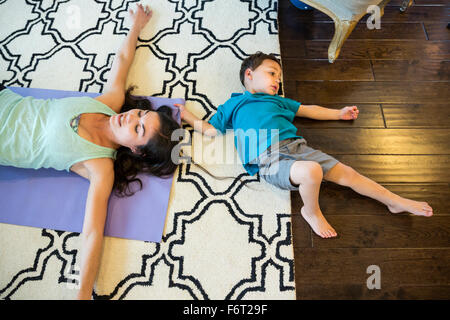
[253, 138, 339, 191]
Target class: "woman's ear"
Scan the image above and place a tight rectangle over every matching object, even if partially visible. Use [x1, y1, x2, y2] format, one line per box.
[130, 146, 139, 154]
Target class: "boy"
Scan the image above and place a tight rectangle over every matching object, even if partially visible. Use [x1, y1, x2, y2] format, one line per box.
[175, 52, 433, 239]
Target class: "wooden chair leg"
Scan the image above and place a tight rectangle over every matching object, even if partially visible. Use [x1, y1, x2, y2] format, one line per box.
[328, 20, 358, 63]
[400, 0, 413, 13]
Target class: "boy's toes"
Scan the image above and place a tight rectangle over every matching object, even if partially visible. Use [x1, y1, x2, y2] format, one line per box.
[318, 230, 338, 238]
[320, 230, 330, 238]
[423, 204, 433, 216]
[322, 229, 337, 238]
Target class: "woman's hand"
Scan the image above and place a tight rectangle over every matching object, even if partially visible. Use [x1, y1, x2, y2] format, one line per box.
[129, 3, 153, 31]
[174, 103, 217, 136]
[174, 103, 189, 120]
[339, 105, 359, 120]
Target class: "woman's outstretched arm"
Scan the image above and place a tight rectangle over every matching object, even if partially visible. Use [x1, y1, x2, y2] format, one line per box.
[95, 4, 153, 112]
[75, 159, 114, 300]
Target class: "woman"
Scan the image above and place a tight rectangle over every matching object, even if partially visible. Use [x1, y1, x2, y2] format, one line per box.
[0, 4, 179, 299]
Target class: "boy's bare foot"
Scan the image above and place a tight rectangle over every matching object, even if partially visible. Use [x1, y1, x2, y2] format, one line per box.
[387, 195, 433, 217]
[301, 206, 337, 238]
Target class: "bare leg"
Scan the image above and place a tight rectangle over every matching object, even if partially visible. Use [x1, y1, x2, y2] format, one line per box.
[323, 163, 433, 217]
[290, 161, 337, 238]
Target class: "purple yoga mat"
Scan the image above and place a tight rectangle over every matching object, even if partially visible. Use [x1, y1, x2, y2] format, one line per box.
[0, 87, 184, 242]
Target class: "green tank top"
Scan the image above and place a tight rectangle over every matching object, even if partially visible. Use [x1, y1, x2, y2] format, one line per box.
[0, 89, 117, 171]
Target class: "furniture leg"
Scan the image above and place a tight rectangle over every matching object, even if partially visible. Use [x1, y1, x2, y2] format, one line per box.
[328, 20, 358, 63]
[400, 0, 413, 13]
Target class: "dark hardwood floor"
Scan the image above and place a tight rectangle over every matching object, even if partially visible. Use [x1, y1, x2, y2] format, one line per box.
[278, 0, 450, 299]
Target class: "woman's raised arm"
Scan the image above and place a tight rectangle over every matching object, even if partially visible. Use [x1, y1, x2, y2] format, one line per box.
[95, 4, 153, 113]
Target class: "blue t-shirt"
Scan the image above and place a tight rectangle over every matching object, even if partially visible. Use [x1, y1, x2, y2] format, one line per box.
[208, 91, 302, 175]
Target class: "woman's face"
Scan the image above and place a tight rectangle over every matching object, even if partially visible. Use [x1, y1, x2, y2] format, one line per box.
[109, 109, 159, 152]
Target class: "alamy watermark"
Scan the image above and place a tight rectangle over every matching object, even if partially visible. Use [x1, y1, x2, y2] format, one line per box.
[65, 264, 80, 290]
[66, 5, 81, 30]
[366, 265, 381, 289]
[171, 124, 282, 175]
[367, 5, 382, 30]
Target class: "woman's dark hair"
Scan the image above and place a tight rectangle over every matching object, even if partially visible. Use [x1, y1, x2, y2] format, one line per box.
[239, 51, 281, 86]
[113, 86, 181, 197]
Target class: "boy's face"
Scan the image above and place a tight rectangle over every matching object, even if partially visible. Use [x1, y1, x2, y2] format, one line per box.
[244, 59, 282, 95]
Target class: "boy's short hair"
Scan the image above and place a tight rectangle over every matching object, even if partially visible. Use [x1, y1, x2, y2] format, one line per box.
[239, 51, 281, 86]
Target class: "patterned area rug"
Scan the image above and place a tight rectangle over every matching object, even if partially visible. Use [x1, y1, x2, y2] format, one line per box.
[0, 0, 296, 299]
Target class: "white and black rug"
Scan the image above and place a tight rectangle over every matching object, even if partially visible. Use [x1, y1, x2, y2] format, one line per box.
[0, 0, 296, 300]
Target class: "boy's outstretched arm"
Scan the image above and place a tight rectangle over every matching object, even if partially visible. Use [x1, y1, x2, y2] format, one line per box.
[296, 104, 359, 120]
[174, 104, 218, 136]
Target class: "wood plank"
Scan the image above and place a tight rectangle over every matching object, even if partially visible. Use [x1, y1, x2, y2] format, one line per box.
[294, 248, 450, 285]
[294, 248, 450, 299]
[278, 0, 439, 9]
[280, 40, 307, 59]
[362, 6, 449, 23]
[366, 40, 450, 60]
[294, 81, 450, 104]
[291, 183, 450, 216]
[371, 60, 450, 81]
[296, 284, 450, 299]
[303, 40, 450, 60]
[291, 210, 312, 248]
[423, 22, 450, 41]
[391, 286, 450, 300]
[383, 104, 450, 128]
[294, 104, 385, 128]
[332, 155, 450, 183]
[345, 22, 428, 41]
[281, 80, 297, 98]
[283, 5, 448, 23]
[297, 128, 450, 155]
[304, 40, 370, 60]
[283, 58, 374, 81]
[414, 0, 449, 4]
[281, 22, 427, 40]
[386, 0, 414, 5]
[292, 215, 450, 248]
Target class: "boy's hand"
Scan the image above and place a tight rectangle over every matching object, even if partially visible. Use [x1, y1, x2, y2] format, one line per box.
[339, 106, 359, 120]
[129, 3, 152, 31]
